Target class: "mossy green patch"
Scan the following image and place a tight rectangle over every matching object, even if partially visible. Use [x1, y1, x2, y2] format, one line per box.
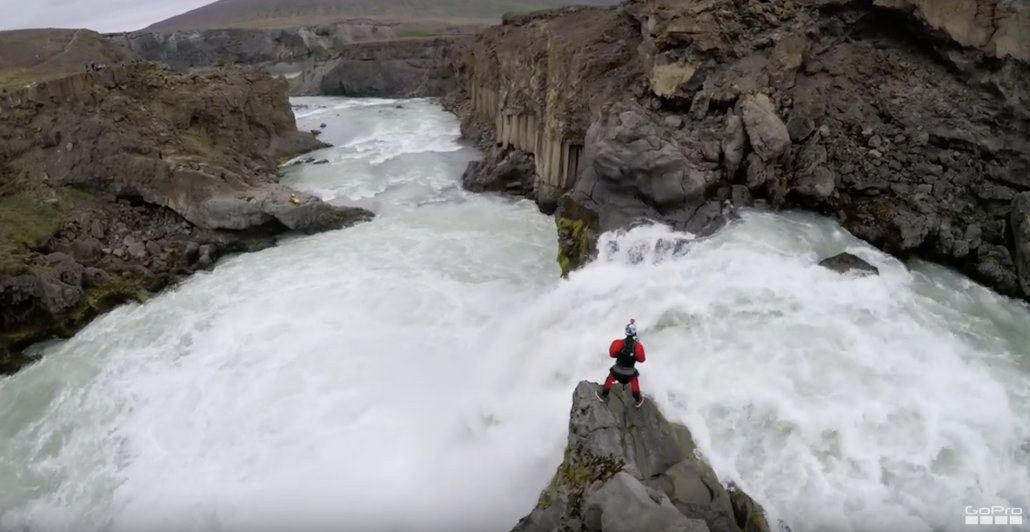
[556, 216, 588, 278]
[0, 345, 20, 375]
[182, 127, 220, 158]
[0, 279, 148, 375]
[0, 190, 70, 272]
[537, 441, 624, 518]
[58, 281, 147, 336]
[729, 488, 772, 532]
[0, 68, 40, 89]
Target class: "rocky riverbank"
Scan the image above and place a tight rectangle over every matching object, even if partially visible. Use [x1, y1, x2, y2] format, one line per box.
[518, 381, 776, 532]
[0, 31, 373, 375]
[439, 0, 1030, 300]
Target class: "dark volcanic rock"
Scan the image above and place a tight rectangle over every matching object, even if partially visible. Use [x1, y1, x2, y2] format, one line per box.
[818, 252, 880, 276]
[439, 0, 1030, 301]
[1012, 192, 1030, 295]
[462, 148, 537, 197]
[0, 56, 373, 375]
[555, 101, 733, 274]
[510, 381, 775, 532]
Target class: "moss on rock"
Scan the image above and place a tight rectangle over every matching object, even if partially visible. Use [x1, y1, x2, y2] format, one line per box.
[556, 216, 589, 278]
[0, 278, 148, 370]
[729, 485, 772, 532]
[553, 195, 602, 278]
[0, 188, 70, 273]
[537, 438, 625, 519]
[57, 281, 148, 336]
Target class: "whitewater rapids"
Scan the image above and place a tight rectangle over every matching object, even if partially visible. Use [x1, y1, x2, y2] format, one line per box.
[1, 97, 1028, 532]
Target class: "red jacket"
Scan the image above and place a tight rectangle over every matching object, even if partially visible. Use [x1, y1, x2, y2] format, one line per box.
[609, 339, 645, 363]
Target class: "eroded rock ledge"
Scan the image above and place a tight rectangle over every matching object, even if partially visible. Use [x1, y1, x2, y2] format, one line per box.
[0, 59, 373, 374]
[513, 381, 775, 532]
[440, 0, 1030, 299]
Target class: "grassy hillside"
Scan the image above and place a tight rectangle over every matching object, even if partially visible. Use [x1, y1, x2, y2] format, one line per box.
[0, 29, 135, 89]
[142, 0, 621, 31]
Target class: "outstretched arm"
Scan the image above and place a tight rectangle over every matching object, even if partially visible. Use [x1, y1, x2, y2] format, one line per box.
[635, 342, 646, 363]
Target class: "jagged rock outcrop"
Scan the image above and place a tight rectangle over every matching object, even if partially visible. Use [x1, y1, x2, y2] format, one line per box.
[290, 37, 456, 98]
[0, 56, 373, 375]
[462, 148, 537, 196]
[441, 0, 1030, 301]
[555, 101, 736, 275]
[513, 381, 775, 532]
[105, 20, 396, 71]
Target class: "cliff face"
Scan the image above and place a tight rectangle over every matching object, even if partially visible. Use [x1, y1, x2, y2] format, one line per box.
[290, 37, 456, 98]
[0, 60, 373, 374]
[105, 20, 396, 71]
[441, 0, 1030, 299]
[444, 7, 647, 211]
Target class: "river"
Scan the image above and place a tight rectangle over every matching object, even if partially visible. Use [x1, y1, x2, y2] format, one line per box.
[1, 96, 1028, 532]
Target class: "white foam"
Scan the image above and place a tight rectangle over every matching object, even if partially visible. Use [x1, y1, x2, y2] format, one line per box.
[0, 98, 1027, 532]
[279, 98, 475, 206]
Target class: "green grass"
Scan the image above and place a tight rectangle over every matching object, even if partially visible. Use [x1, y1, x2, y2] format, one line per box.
[0, 190, 68, 272]
[0, 69, 40, 89]
[182, 128, 220, 157]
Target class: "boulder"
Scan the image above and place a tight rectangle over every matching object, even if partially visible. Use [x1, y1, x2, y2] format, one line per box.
[556, 101, 731, 275]
[740, 94, 791, 163]
[462, 148, 537, 198]
[818, 252, 880, 276]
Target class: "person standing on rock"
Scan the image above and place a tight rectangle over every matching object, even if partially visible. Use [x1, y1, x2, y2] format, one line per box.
[596, 319, 646, 408]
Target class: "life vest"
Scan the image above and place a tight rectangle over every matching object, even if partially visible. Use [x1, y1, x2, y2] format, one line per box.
[613, 338, 638, 370]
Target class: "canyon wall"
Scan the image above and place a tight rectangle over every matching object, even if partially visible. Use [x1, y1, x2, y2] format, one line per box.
[441, 0, 1030, 301]
[105, 19, 396, 71]
[443, 6, 647, 211]
[290, 37, 455, 97]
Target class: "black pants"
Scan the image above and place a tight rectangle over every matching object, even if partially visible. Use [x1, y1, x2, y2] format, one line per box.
[603, 366, 641, 399]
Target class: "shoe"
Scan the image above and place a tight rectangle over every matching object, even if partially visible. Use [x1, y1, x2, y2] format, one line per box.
[595, 391, 606, 403]
[634, 397, 645, 408]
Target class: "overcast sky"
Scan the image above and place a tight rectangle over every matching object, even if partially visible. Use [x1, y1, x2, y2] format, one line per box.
[0, 0, 215, 33]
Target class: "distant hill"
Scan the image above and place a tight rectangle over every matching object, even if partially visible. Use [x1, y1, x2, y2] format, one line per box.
[0, 29, 135, 89]
[142, 0, 622, 31]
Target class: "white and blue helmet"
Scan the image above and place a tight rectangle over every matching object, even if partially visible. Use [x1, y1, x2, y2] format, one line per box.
[625, 319, 637, 338]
